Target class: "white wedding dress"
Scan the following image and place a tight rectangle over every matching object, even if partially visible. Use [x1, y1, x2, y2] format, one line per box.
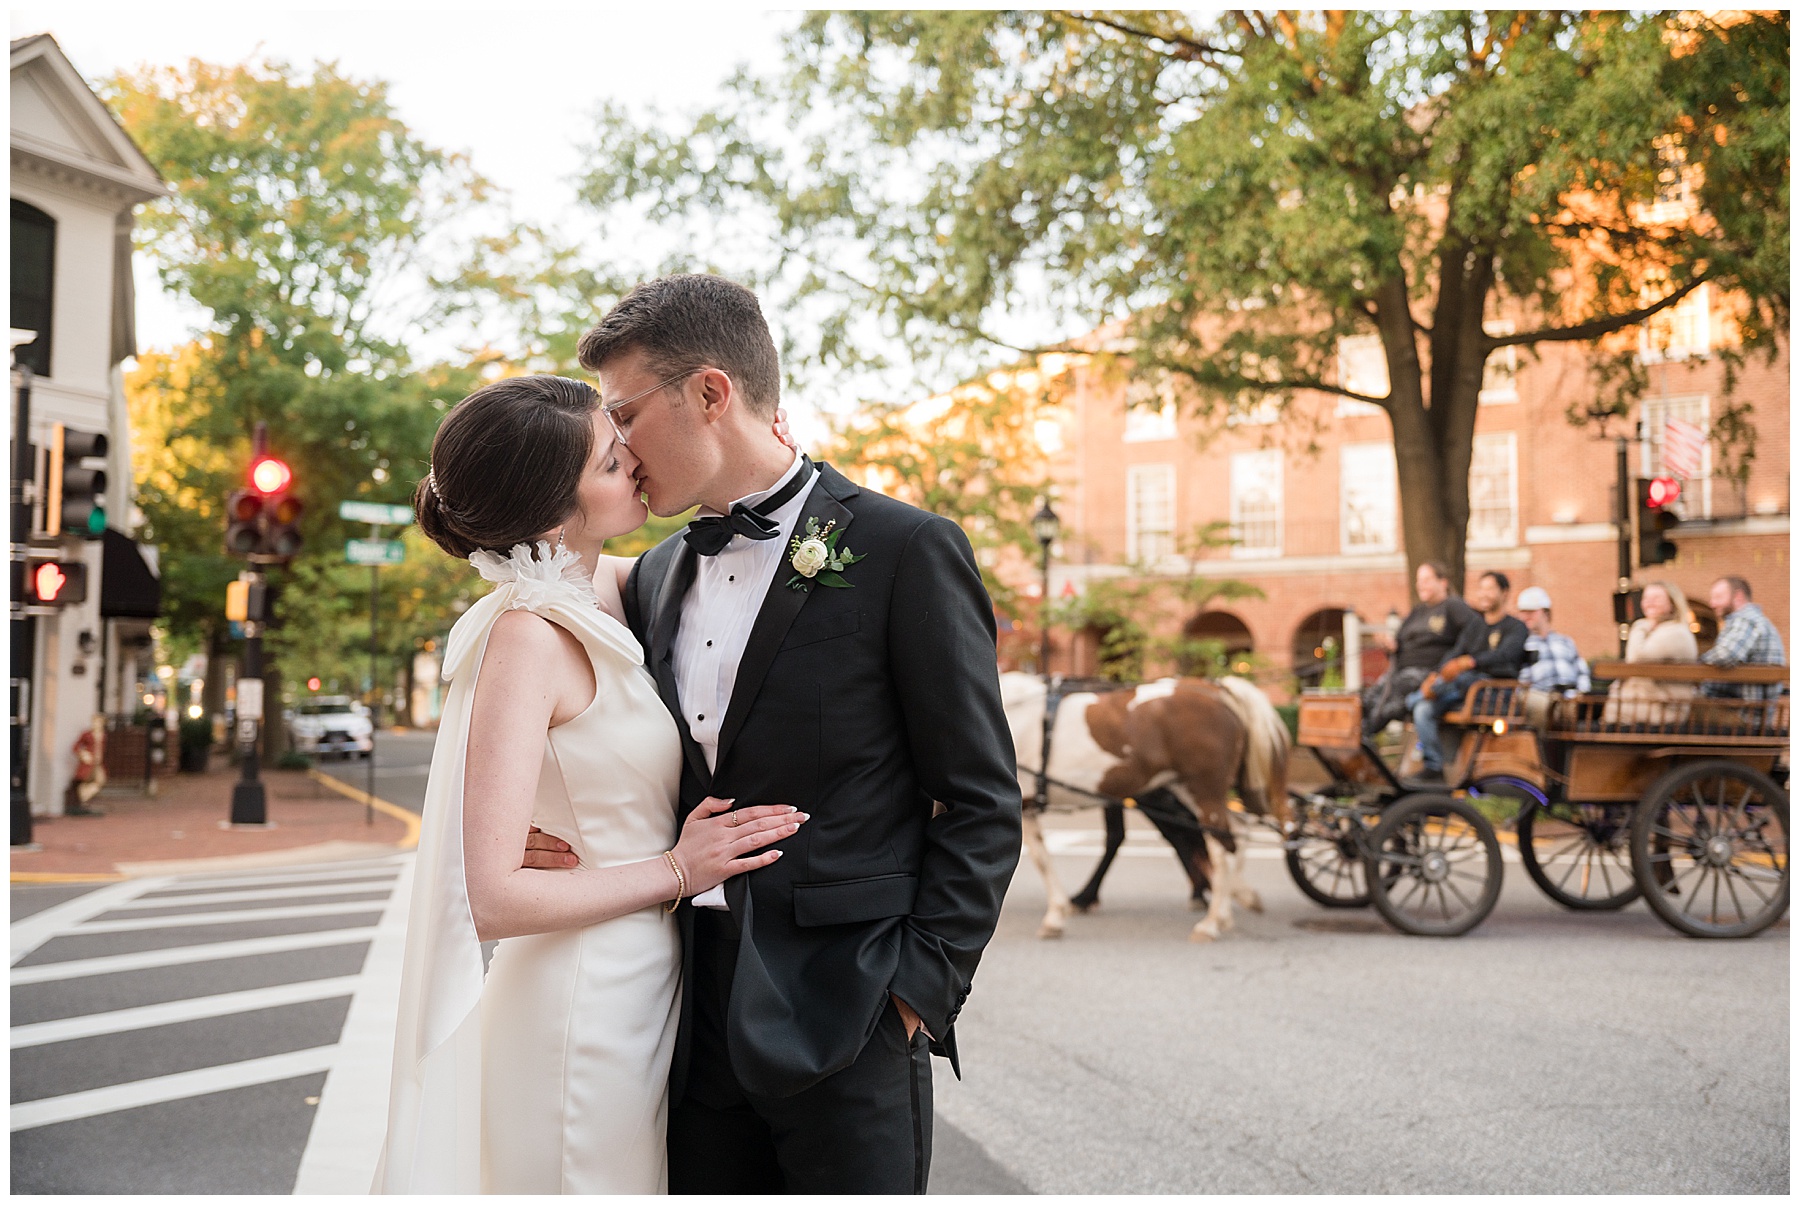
[375, 542, 682, 1194]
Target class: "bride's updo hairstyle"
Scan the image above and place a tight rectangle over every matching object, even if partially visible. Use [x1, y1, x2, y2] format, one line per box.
[415, 375, 600, 559]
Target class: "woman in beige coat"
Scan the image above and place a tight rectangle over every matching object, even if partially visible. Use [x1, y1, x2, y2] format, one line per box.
[1603, 581, 1700, 726]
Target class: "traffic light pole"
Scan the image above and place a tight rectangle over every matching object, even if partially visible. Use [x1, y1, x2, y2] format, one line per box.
[229, 573, 268, 825]
[367, 559, 378, 826]
[11, 364, 35, 846]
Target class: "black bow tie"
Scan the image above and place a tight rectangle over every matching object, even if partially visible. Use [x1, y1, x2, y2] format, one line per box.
[683, 459, 814, 556]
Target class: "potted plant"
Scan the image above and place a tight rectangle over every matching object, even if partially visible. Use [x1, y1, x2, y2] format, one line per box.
[177, 717, 212, 773]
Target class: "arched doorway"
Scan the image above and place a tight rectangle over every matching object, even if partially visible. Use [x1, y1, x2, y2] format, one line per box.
[1180, 610, 1255, 676]
[1292, 608, 1351, 690]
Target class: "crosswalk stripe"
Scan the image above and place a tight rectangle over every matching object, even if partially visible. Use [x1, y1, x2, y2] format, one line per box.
[73, 900, 387, 934]
[9, 928, 380, 985]
[11, 976, 363, 1049]
[145, 864, 402, 895]
[109, 882, 396, 910]
[11, 879, 170, 967]
[10, 1045, 340, 1131]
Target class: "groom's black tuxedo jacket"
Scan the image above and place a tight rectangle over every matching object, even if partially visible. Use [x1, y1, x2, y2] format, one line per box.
[623, 462, 1022, 1102]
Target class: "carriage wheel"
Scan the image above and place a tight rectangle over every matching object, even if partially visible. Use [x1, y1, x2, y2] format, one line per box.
[1629, 761, 1789, 938]
[1472, 777, 1640, 911]
[1284, 791, 1371, 908]
[1366, 794, 1503, 936]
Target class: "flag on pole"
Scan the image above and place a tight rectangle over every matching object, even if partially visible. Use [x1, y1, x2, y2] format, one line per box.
[1662, 417, 1705, 480]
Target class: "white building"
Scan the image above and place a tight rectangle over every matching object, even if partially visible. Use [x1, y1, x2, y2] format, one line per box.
[12, 33, 166, 817]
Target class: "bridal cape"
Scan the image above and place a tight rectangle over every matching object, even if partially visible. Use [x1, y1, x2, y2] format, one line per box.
[373, 542, 682, 1193]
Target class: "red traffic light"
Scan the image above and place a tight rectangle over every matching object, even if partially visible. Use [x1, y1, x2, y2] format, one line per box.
[1646, 476, 1681, 508]
[307, 677, 322, 692]
[250, 456, 293, 496]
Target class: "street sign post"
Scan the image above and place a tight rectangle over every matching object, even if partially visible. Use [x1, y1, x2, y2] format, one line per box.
[338, 501, 413, 526]
[345, 539, 406, 566]
[340, 503, 410, 825]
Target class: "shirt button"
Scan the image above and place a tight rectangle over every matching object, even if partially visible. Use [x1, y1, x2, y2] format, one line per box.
[706, 640, 713, 647]
[697, 714, 705, 722]
[728, 575, 735, 582]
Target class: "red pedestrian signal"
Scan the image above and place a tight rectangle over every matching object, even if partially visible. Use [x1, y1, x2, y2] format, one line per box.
[22, 559, 88, 606]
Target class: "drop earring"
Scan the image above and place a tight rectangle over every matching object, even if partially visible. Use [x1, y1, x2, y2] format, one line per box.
[555, 526, 567, 553]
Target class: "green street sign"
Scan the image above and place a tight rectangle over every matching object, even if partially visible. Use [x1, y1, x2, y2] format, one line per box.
[338, 501, 414, 526]
[346, 538, 406, 566]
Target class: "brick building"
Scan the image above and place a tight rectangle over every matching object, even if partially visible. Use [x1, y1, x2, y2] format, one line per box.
[999, 300, 1788, 689]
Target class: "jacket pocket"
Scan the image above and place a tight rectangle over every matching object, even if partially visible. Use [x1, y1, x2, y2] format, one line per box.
[792, 872, 918, 927]
[780, 610, 861, 651]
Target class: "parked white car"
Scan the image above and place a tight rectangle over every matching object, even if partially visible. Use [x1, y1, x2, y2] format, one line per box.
[288, 696, 374, 759]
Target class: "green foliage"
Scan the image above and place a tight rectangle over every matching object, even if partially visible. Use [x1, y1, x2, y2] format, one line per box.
[177, 717, 213, 752]
[109, 58, 603, 697]
[579, 11, 1789, 588]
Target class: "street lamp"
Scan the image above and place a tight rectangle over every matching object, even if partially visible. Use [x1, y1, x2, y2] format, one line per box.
[1031, 499, 1060, 812]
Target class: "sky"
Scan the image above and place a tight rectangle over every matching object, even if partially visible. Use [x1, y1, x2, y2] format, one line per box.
[10, 4, 850, 426]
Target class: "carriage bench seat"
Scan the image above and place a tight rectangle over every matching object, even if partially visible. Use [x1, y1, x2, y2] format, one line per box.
[1554, 661, 1791, 743]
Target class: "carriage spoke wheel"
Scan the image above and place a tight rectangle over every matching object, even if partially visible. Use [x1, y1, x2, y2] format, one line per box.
[1630, 761, 1788, 938]
[1472, 776, 1642, 911]
[1284, 791, 1372, 908]
[1366, 794, 1504, 937]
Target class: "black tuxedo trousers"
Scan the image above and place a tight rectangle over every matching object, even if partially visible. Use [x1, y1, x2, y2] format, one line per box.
[623, 464, 1021, 1193]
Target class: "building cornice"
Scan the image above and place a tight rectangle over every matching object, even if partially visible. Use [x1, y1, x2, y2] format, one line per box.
[11, 140, 164, 207]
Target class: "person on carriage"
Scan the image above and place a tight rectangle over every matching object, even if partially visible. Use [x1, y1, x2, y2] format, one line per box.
[1360, 561, 1477, 737]
[1404, 570, 1530, 782]
[1602, 580, 1698, 727]
[1516, 586, 1591, 696]
[1699, 575, 1786, 701]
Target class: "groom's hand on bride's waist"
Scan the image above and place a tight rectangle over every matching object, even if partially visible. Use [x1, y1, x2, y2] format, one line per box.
[522, 826, 579, 870]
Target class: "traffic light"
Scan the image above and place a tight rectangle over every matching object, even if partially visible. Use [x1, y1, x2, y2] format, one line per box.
[45, 425, 107, 539]
[1635, 476, 1682, 566]
[222, 453, 303, 561]
[21, 558, 88, 606]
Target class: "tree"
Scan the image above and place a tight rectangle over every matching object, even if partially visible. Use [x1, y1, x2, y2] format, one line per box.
[108, 58, 536, 708]
[580, 10, 1788, 589]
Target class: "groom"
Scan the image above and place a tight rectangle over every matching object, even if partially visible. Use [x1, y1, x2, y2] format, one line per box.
[528, 273, 1022, 1193]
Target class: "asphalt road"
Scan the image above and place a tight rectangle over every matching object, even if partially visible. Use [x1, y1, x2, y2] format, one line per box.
[15, 732, 1786, 1193]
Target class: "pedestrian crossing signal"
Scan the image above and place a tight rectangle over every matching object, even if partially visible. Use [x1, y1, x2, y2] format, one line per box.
[23, 559, 88, 606]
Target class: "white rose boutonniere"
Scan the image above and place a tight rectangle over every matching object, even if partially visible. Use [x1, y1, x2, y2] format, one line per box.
[786, 517, 865, 592]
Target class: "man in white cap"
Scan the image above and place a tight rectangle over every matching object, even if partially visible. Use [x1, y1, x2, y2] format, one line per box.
[1517, 586, 1591, 695]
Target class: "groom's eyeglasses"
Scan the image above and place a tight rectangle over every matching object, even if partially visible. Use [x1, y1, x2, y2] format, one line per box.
[601, 368, 728, 446]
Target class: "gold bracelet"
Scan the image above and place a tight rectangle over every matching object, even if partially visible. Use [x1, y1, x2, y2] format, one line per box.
[662, 850, 686, 914]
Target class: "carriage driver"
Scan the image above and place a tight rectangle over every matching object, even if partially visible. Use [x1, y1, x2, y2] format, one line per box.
[1404, 571, 1530, 784]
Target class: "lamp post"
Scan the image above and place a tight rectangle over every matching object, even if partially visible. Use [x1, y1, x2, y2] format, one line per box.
[1031, 499, 1060, 812]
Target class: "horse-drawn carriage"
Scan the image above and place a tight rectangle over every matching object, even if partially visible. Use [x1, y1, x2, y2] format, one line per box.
[1288, 662, 1789, 938]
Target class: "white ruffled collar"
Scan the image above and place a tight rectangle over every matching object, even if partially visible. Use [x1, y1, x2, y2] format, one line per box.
[468, 541, 599, 612]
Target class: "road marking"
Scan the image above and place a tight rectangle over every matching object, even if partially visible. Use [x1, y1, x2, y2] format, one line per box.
[9, 928, 380, 985]
[109, 882, 397, 910]
[73, 900, 387, 934]
[307, 769, 422, 849]
[11, 879, 170, 967]
[149, 863, 404, 895]
[294, 856, 414, 1193]
[11, 976, 362, 1048]
[10, 1045, 339, 1131]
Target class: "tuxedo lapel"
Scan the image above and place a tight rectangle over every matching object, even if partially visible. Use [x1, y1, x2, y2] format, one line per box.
[647, 540, 710, 787]
[712, 468, 857, 774]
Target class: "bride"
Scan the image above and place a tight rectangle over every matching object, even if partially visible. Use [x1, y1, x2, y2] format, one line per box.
[373, 374, 807, 1193]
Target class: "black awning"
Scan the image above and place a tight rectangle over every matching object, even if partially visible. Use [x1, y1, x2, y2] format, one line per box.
[100, 527, 161, 619]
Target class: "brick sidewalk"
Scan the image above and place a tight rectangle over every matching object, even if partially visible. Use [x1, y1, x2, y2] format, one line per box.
[9, 764, 413, 881]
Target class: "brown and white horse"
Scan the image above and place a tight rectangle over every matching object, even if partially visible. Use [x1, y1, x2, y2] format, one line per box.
[1002, 672, 1295, 942]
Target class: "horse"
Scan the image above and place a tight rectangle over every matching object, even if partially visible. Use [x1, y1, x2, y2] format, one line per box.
[1001, 672, 1296, 942]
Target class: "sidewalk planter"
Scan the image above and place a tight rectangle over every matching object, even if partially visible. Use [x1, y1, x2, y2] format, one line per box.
[177, 719, 212, 773]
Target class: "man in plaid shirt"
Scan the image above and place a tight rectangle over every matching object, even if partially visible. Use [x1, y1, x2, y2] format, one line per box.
[1516, 587, 1591, 695]
[1701, 576, 1787, 700]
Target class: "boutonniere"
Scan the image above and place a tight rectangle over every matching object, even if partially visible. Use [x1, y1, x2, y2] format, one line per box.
[786, 517, 865, 591]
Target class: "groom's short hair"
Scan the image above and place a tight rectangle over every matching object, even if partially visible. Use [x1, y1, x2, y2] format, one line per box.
[578, 274, 781, 418]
